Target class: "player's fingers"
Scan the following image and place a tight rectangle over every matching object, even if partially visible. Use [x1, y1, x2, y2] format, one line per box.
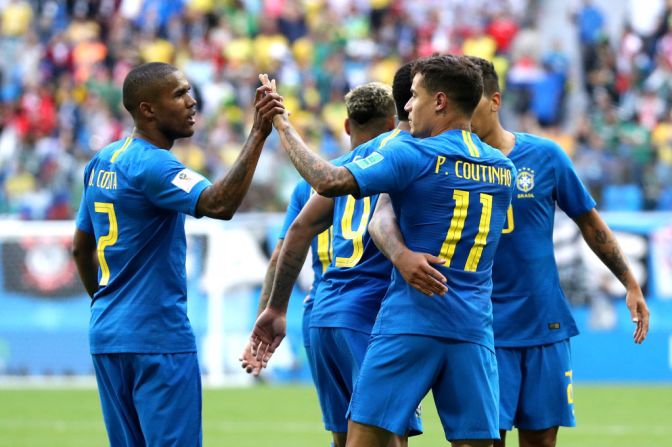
[424, 254, 446, 266]
[420, 270, 448, 294]
[409, 280, 433, 297]
[421, 262, 447, 283]
[271, 78, 277, 93]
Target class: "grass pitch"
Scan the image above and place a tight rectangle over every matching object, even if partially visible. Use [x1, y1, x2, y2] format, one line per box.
[0, 384, 670, 446]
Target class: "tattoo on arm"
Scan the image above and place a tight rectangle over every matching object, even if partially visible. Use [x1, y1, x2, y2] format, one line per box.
[580, 216, 632, 287]
[280, 126, 359, 197]
[268, 243, 309, 312]
[257, 244, 281, 315]
[197, 130, 267, 219]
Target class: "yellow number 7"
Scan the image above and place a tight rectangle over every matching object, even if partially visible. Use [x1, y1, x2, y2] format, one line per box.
[94, 202, 118, 286]
[438, 190, 493, 272]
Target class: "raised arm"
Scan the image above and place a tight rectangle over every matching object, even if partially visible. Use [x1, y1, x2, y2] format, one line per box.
[369, 194, 447, 297]
[72, 229, 99, 298]
[256, 74, 359, 197]
[574, 209, 649, 343]
[250, 194, 334, 363]
[196, 85, 284, 219]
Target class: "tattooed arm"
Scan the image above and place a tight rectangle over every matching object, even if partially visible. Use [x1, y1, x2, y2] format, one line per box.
[273, 115, 360, 197]
[250, 194, 334, 362]
[197, 85, 283, 219]
[575, 209, 649, 343]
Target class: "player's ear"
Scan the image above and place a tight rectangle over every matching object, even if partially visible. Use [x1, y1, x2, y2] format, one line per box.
[385, 115, 396, 131]
[138, 101, 155, 119]
[435, 92, 448, 113]
[344, 118, 351, 136]
[490, 92, 502, 112]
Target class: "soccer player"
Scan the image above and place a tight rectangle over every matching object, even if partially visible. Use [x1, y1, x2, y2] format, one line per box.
[239, 177, 333, 378]
[254, 77, 423, 447]
[252, 55, 515, 447]
[71, 62, 283, 446]
[368, 56, 651, 447]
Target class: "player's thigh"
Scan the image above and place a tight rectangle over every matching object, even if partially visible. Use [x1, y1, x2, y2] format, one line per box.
[495, 347, 524, 431]
[131, 353, 202, 447]
[432, 340, 499, 443]
[310, 327, 370, 433]
[349, 334, 438, 437]
[92, 354, 145, 447]
[517, 340, 575, 430]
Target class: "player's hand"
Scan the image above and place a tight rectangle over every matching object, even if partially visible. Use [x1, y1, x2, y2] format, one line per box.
[625, 286, 649, 344]
[253, 78, 284, 136]
[258, 73, 290, 129]
[394, 249, 448, 297]
[250, 307, 287, 366]
[239, 341, 263, 376]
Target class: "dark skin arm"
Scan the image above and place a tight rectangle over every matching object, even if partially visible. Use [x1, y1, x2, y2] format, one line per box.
[369, 194, 448, 297]
[72, 229, 99, 298]
[250, 193, 334, 364]
[256, 74, 359, 197]
[574, 209, 649, 343]
[196, 85, 284, 219]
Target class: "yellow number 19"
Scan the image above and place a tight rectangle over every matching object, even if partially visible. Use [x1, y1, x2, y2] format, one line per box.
[94, 202, 118, 286]
[438, 190, 493, 272]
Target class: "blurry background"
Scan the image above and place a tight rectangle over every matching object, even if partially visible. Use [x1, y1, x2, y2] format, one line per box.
[0, 0, 671, 445]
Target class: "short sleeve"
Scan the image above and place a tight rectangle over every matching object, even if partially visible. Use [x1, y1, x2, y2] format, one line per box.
[279, 180, 309, 239]
[75, 165, 93, 234]
[552, 143, 596, 217]
[137, 150, 212, 217]
[344, 141, 420, 198]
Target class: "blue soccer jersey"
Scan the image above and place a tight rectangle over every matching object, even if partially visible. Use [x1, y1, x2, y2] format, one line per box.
[278, 179, 333, 305]
[345, 129, 515, 350]
[491, 133, 596, 347]
[75, 137, 211, 354]
[309, 129, 411, 333]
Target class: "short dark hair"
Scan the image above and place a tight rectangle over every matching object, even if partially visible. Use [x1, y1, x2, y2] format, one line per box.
[411, 55, 483, 117]
[122, 62, 179, 116]
[344, 82, 396, 126]
[392, 62, 413, 121]
[464, 56, 500, 96]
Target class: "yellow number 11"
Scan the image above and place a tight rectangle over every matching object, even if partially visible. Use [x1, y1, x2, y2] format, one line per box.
[438, 190, 493, 272]
[94, 202, 118, 286]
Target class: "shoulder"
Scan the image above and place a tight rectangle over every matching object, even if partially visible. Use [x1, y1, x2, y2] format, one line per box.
[516, 132, 567, 160]
[291, 178, 312, 203]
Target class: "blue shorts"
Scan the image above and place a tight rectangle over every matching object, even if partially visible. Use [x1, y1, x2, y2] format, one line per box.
[302, 302, 318, 384]
[92, 353, 202, 447]
[310, 327, 422, 435]
[348, 334, 498, 441]
[497, 339, 576, 430]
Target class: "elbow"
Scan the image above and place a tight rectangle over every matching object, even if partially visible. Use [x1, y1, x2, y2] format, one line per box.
[314, 181, 347, 198]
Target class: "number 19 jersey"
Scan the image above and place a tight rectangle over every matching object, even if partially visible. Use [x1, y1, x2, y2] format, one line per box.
[75, 137, 211, 354]
[345, 130, 515, 350]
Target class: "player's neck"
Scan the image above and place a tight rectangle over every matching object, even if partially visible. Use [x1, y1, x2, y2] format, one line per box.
[484, 124, 516, 157]
[397, 120, 411, 132]
[133, 125, 174, 150]
[432, 117, 470, 137]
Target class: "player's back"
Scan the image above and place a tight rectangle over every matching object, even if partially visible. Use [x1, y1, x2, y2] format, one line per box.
[311, 129, 412, 334]
[78, 137, 210, 354]
[348, 130, 515, 349]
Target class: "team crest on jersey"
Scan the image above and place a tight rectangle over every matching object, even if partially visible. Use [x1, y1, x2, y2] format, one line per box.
[516, 167, 535, 193]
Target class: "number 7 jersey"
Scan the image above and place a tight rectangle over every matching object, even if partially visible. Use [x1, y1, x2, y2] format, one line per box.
[75, 137, 211, 354]
[345, 129, 516, 351]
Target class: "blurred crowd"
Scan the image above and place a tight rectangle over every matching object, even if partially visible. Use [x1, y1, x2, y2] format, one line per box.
[1, 0, 671, 219]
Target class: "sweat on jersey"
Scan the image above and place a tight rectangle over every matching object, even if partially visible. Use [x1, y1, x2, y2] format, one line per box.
[345, 129, 516, 351]
[76, 137, 210, 354]
[491, 133, 596, 348]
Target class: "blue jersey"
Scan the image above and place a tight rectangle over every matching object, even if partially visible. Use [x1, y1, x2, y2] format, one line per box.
[491, 133, 596, 347]
[346, 129, 515, 350]
[278, 179, 333, 306]
[75, 137, 211, 354]
[310, 129, 410, 333]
